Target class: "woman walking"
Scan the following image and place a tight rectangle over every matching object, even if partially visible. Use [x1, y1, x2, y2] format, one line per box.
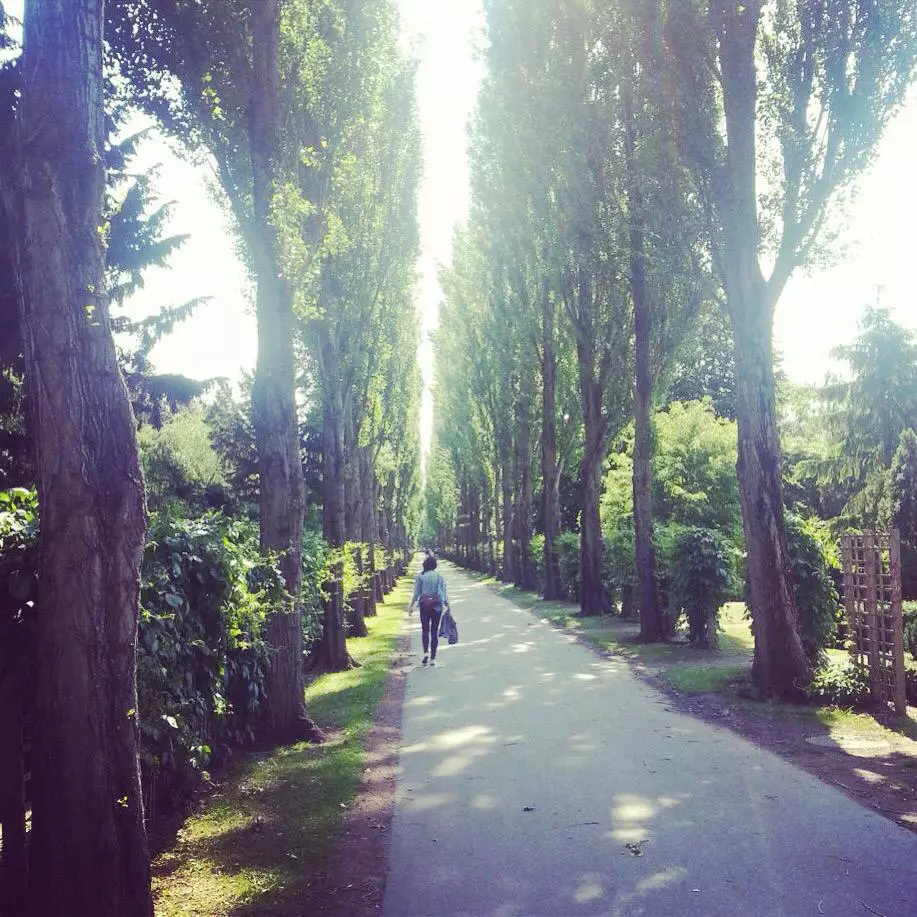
[409, 554, 450, 666]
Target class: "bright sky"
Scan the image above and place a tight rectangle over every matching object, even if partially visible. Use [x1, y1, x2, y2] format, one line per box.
[5, 0, 916, 424]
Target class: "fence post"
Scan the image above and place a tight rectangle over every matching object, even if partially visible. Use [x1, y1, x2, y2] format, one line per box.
[863, 532, 881, 704]
[889, 530, 907, 716]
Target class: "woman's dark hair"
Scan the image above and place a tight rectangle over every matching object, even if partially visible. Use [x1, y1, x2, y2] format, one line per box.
[422, 555, 435, 572]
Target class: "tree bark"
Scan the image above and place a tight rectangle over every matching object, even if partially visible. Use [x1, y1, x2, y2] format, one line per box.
[315, 384, 354, 671]
[733, 302, 809, 697]
[343, 412, 367, 637]
[580, 434, 605, 616]
[249, 1, 320, 740]
[714, 0, 810, 698]
[360, 449, 378, 617]
[501, 447, 515, 583]
[577, 339, 606, 616]
[542, 287, 563, 600]
[624, 94, 665, 642]
[14, 2, 152, 911]
[515, 378, 536, 591]
[0, 664, 26, 910]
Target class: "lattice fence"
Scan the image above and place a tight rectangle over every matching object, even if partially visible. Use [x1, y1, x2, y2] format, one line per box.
[840, 531, 906, 715]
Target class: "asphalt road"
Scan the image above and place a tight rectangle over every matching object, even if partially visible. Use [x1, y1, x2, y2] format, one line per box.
[382, 562, 917, 917]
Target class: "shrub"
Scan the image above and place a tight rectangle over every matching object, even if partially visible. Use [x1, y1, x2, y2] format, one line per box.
[785, 513, 842, 667]
[137, 406, 226, 510]
[807, 659, 870, 708]
[556, 530, 581, 601]
[138, 510, 285, 809]
[668, 527, 733, 648]
[301, 528, 330, 652]
[0, 490, 332, 818]
[602, 527, 635, 614]
[904, 602, 917, 661]
[530, 532, 546, 594]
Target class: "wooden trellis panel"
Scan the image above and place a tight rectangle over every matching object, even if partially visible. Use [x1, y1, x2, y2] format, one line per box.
[840, 531, 906, 715]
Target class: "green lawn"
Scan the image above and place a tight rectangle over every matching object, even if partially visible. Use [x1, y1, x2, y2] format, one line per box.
[152, 578, 410, 917]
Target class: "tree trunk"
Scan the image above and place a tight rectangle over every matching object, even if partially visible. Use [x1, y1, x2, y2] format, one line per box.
[249, 1, 321, 740]
[732, 301, 809, 697]
[577, 341, 606, 616]
[501, 448, 515, 583]
[580, 440, 605, 616]
[621, 583, 636, 620]
[360, 450, 378, 617]
[542, 288, 563, 600]
[0, 667, 26, 910]
[515, 379, 536, 591]
[342, 412, 366, 638]
[13, 3, 152, 911]
[626, 153, 664, 640]
[715, 3, 810, 698]
[315, 386, 353, 671]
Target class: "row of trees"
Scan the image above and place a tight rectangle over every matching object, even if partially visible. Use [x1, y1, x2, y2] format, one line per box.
[423, 0, 917, 697]
[0, 0, 421, 913]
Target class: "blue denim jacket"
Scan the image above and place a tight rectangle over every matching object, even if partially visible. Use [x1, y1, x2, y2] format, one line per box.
[411, 571, 449, 608]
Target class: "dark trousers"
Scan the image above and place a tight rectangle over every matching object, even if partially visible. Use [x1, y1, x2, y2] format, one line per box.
[420, 603, 443, 659]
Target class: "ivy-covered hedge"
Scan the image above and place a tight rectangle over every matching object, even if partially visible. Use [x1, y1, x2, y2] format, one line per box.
[784, 513, 843, 667]
[137, 510, 285, 809]
[0, 490, 332, 817]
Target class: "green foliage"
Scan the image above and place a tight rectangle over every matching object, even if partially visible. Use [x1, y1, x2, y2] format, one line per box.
[205, 378, 259, 504]
[137, 405, 227, 510]
[603, 527, 635, 604]
[301, 528, 330, 651]
[665, 301, 737, 420]
[904, 603, 917, 661]
[652, 401, 741, 533]
[0, 487, 37, 678]
[138, 509, 285, 806]
[785, 513, 842, 667]
[667, 527, 734, 648]
[556, 531, 582, 602]
[807, 659, 870, 708]
[0, 489, 333, 814]
[889, 428, 917, 541]
[530, 532, 546, 594]
[823, 308, 917, 478]
[601, 401, 741, 537]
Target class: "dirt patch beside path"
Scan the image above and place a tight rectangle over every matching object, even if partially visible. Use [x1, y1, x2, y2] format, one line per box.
[298, 628, 411, 915]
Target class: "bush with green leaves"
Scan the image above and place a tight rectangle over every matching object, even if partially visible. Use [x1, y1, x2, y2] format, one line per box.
[785, 513, 842, 667]
[301, 527, 330, 651]
[137, 509, 286, 809]
[667, 527, 733, 648]
[603, 527, 635, 614]
[556, 530, 581, 602]
[807, 659, 870, 708]
[904, 602, 917, 661]
[137, 405, 227, 510]
[529, 533, 546, 594]
[1, 490, 332, 817]
[0, 488, 38, 685]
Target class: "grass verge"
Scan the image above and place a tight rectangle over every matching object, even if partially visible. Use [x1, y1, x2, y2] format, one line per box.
[152, 577, 411, 917]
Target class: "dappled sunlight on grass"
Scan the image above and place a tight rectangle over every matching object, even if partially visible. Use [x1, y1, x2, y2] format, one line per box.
[151, 576, 411, 917]
[664, 665, 747, 695]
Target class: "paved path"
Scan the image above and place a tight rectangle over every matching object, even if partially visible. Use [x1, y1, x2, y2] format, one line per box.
[382, 563, 917, 917]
